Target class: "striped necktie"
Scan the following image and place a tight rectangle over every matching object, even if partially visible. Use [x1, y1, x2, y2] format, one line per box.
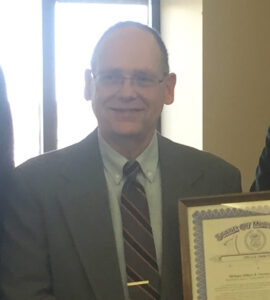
[120, 161, 161, 300]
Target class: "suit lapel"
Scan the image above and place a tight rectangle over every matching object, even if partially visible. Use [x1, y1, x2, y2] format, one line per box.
[58, 131, 125, 300]
[158, 135, 203, 300]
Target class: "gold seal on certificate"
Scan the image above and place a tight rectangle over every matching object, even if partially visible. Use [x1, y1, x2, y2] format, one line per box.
[178, 191, 270, 300]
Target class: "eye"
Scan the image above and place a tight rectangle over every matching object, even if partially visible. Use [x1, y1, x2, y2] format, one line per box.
[99, 73, 120, 84]
[134, 74, 155, 86]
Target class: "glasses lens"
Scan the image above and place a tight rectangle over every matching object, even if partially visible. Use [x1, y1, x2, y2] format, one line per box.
[94, 71, 164, 94]
[96, 72, 122, 94]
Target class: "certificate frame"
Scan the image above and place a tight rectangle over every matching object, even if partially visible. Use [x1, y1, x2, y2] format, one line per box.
[178, 191, 270, 300]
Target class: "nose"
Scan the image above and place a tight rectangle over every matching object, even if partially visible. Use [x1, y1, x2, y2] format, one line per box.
[118, 76, 137, 98]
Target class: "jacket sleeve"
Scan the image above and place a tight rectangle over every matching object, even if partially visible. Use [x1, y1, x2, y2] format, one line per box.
[0, 170, 57, 300]
[250, 127, 270, 191]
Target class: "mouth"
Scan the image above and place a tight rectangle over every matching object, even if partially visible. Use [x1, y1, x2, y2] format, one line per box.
[109, 107, 144, 112]
[107, 107, 144, 121]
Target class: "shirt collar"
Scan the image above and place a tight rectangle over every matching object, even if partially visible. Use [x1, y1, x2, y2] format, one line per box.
[98, 131, 159, 185]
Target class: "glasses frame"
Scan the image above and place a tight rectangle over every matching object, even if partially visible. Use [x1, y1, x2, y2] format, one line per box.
[91, 70, 168, 94]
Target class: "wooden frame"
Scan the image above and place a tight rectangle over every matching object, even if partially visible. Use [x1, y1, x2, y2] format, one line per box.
[178, 191, 270, 300]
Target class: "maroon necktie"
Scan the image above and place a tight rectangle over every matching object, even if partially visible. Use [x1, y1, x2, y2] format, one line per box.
[121, 161, 161, 299]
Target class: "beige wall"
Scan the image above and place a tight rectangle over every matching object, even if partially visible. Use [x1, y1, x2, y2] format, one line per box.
[203, 0, 270, 191]
[162, 0, 270, 191]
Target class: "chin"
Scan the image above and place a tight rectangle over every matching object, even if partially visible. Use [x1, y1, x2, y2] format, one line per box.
[110, 124, 144, 137]
[113, 129, 141, 137]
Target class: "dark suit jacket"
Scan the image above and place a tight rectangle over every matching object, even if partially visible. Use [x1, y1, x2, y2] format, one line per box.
[0, 130, 241, 300]
[250, 126, 270, 191]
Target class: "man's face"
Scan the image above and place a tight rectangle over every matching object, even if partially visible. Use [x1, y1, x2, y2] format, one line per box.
[85, 26, 176, 143]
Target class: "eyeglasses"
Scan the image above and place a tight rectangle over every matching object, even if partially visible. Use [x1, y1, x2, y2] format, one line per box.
[91, 70, 167, 94]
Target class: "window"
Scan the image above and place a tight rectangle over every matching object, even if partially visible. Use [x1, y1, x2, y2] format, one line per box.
[0, 0, 159, 165]
[0, 0, 42, 165]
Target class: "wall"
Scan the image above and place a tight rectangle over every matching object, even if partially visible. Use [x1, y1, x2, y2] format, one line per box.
[161, 0, 270, 191]
[203, 0, 270, 191]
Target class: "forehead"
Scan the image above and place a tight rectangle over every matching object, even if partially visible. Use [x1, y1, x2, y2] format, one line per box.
[94, 26, 162, 73]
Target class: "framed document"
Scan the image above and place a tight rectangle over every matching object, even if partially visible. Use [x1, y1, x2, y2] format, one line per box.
[178, 191, 270, 300]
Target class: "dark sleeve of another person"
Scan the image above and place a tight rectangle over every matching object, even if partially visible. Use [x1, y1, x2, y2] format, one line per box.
[250, 127, 270, 191]
[0, 66, 14, 230]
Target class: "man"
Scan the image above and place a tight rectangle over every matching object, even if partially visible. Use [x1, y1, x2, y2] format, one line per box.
[250, 126, 270, 191]
[0, 22, 241, 300]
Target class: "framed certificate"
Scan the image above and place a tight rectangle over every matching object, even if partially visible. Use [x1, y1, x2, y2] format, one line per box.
[178, 191, 270, 300]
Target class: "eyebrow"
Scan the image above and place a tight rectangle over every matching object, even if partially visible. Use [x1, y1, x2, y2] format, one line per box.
[98, 68, 157, 76]
[95, 69, 121, 75]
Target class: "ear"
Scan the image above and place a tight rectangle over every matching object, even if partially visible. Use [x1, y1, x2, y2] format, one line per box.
[84, 69, 94, 101]
[164, 73, 176, 105]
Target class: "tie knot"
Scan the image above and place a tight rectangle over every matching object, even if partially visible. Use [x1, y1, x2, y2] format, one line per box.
[123, 161, 141, 180]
